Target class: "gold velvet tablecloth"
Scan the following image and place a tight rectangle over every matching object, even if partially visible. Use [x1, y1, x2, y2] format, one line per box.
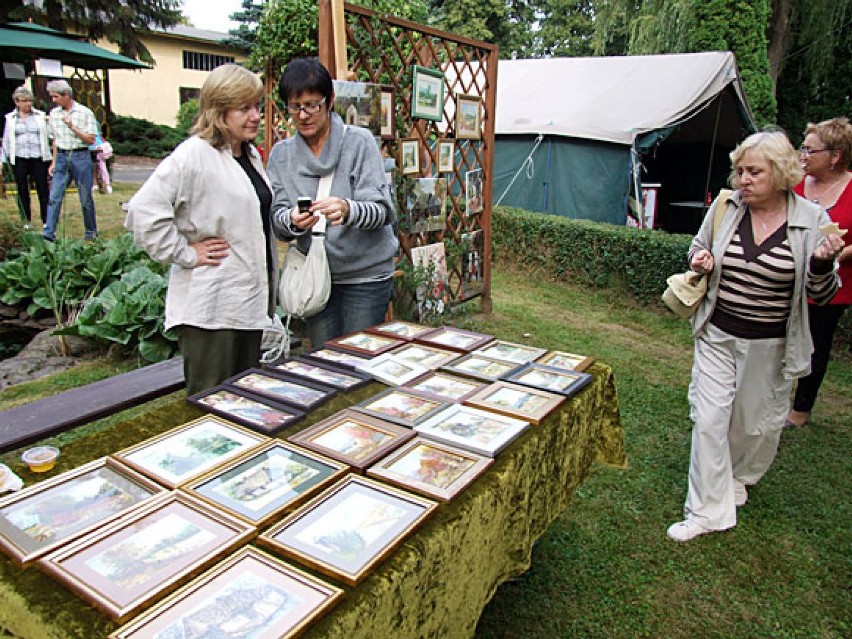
[0, 363, 625, 639]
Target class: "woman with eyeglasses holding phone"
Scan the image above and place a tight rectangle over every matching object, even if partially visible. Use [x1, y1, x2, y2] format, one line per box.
[267, 57, 397, 348]
[785, 117, 852, 428]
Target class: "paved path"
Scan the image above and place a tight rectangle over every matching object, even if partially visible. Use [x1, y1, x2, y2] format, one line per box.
[111, 156, 160, 183]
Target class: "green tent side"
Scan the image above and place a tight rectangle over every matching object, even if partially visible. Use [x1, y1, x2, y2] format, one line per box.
[493, 135, 630, 225]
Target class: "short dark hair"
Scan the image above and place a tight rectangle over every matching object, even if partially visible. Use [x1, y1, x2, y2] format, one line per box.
[278, 58, 333, 105]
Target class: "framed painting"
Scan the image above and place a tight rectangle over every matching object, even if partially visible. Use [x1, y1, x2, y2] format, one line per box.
[223, 368, 337, 412]
[502, 362, 594, 398]
[38, 491, 254, 623]
[108, 546, 343, 639]
[536, 350, 596, 373]
[113, 415, 267, 489]
[332, 79, 381, 136]
[456, 94, 482, 140]
[461, 230, 485, 297]
[258, 475, 437, 586]
[353, 387, 447, 429]
[367, 320, 437, 340]
[355, 353, 430, 386]
[269, 358, 372, 391]
[0, 457, 166, 568]
[390, 342, 460, 370]
[366, 436, 492, 502]
[436, 138, 455, 172]
[380, 85, 395, 140]
[414, 404, 530, 457]
[411, 65, 444, 121]
[403, 371, 487, 403]
[325, 331, 405, 357]
[400, 138, 420, 175]
[465, 167, 484, 217]
[181, 441, 349, 527]
[188, 386, 305, 436]
[441, 353, 522, 382]
[301, 347, 373, 371]
[288, 409, 414, 472]
[464, 381, 564, 425]
[415, 326, 494, 353]
[474, 340, 548, 365]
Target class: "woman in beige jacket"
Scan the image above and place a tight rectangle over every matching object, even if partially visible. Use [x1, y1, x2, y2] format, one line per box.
[126, 65, 276, 394]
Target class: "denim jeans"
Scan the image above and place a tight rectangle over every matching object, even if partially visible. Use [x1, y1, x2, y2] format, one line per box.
[44, 148, 97, 240]
[307, 278, 394, 348]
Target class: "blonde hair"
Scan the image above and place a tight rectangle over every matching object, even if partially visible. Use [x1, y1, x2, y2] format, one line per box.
[804, 117, 852, 171]
[729, 130, 803, 191]
[192, 64, 262, 149]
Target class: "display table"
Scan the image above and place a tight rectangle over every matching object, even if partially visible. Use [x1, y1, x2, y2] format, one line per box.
[0, 362, 624, 639]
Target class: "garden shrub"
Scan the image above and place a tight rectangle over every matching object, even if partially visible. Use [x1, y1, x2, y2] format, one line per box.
[106, 113, 184, 158]
[176, 99, 199, 137]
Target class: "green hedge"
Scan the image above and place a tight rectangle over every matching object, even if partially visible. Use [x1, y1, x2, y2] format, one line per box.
[106, 113, 184, 158]
[492, 206, 850, 352]
[492, 206, 691, 303]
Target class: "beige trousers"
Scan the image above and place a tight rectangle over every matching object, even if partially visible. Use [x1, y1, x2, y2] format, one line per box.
[684, 323, 791, 530]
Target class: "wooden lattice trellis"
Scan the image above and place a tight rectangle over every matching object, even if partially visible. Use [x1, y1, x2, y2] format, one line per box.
[264, 1, 497, 313]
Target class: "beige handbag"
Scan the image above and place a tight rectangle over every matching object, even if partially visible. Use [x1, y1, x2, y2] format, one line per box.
[661, 189, 732, 320]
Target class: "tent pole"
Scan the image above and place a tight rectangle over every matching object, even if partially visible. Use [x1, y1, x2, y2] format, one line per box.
[702, 96, 723, 212]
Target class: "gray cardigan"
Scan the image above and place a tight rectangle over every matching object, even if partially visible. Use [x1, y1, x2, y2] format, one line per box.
[688, 189, 839, 379]
[267, 113, 398, 284]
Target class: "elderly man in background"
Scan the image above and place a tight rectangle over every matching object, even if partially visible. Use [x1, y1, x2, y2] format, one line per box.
[42, 79, 99, 241]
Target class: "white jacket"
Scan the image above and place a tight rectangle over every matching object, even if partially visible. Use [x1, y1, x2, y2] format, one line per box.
[125, 136, 276, 331]
[2, 108, 52, 163]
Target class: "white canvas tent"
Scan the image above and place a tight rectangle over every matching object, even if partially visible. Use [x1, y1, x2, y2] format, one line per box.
[493, 51, 756, 232]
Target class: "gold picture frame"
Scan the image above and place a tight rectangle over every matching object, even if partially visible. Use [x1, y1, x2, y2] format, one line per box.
[258, 475, 437, 586]
[464, 380, 565, 425]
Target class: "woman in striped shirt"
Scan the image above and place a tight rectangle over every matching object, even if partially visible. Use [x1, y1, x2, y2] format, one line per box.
[667, 130, 845, 542]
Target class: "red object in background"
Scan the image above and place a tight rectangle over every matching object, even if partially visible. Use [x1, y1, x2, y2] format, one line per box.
[705, 191, 712, 206]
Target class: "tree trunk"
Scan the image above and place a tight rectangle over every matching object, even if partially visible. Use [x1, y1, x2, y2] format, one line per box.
[767, 0, 793, 87]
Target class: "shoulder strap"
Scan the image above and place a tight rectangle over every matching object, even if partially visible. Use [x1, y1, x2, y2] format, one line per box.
[711, 188, 733, 240]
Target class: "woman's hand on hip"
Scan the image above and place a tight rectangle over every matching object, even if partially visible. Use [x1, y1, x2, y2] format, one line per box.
[192, 237, 230, 267]
[691, 249, 714, 274]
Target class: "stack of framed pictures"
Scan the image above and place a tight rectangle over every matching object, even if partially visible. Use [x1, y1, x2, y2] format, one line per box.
[188, 386, 305, 436]
[109, 546, 344, 639]
[414, 404, 530, 457]
[353, 387, 447, 429]
[288, 409, 414, 472]
[269, 358, 372, 391]
[113, 416, 267, 489]
[180, 441, 349, 528]
[258, 475, 438, 587]
[366, 437, 492, 502]
[38, 491, 254, 623]
[0, 457, 167, 568]
[502, 362, 593, 398]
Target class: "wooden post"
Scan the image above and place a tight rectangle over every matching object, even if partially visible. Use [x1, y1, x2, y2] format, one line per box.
[318, 0, 348, 79]
[481, 51, 498, 313]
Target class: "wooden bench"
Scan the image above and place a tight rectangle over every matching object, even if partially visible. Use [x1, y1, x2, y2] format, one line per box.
[0, 357, 185, 453]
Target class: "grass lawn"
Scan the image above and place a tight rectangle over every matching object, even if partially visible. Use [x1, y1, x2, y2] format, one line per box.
[1, 182, 850, 638]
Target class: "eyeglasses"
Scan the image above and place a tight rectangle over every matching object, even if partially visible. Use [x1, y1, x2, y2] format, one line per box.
[799, 146, 831, 156]
[286, 98, 327, 116]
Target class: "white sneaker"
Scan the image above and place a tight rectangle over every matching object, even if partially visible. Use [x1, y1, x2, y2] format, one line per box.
[106, 185, 113, 194]
[733, 480, 748, 507]
[667, 518, 711, 542]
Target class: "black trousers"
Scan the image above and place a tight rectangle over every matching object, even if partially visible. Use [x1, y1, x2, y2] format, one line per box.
[793, 303, 848, 413]
[175, 325, 263, 396]
[12, 157, 50, 223]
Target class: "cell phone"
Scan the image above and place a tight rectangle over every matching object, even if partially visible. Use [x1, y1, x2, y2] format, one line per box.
[297, 197, 313, 214]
